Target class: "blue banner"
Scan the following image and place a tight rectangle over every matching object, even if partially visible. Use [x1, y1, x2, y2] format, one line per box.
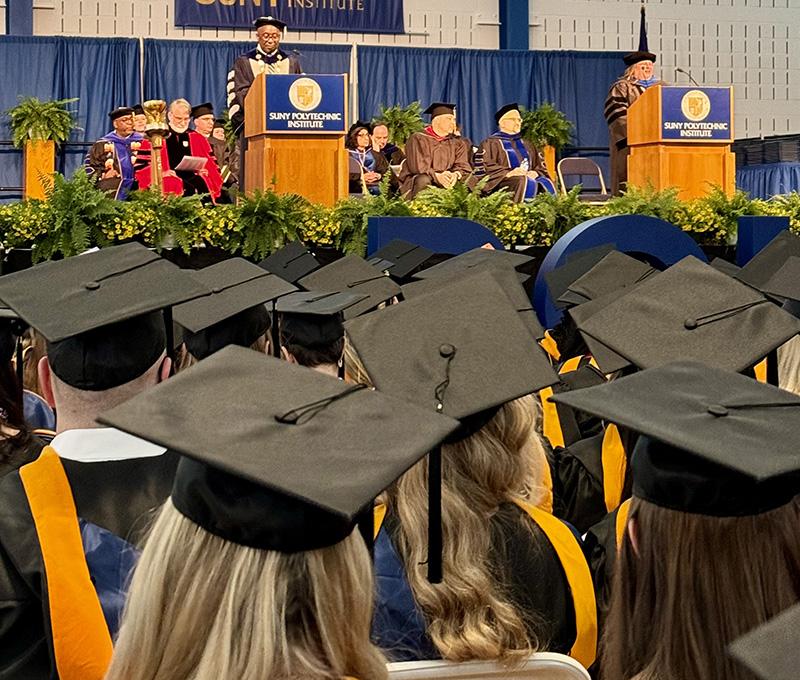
[265, 74, 347, 133]
[175, 0, 405, 34]
[661, 86, 733, 142]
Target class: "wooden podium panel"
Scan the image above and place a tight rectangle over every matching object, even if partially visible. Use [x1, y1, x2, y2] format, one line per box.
[629, 144, 735, 200]
[627, 85, 735, 198]
[244, 73, 349, 206]
[245, 136, 347, 207]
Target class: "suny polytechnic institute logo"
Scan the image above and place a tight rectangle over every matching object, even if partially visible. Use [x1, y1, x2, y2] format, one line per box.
[289, 78, 323, 112]
[680, 90, 712, 122]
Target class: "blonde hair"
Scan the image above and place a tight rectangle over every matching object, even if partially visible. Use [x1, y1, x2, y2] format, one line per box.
[778, 334, 800, 396]
[386, 394, 550, 663]
[106, 500, 388, 680]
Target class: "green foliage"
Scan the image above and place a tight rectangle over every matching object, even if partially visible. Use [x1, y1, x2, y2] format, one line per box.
[6, 97, 80, 147]
[237, 190, 309, 261]
[124, 190, 206, 252]
[520, 103, 573, 151]
[411, 178, 513, 231]
[33, 170, 119, 262]
[219, 108, 238, 152]
[331, 176, 413, 255]
[605, 184, 685, 225]
[4, 170, 799, 261]
[376, 102, 425, 147]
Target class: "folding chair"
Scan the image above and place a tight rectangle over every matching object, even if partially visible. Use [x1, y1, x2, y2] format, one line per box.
[557, 157, 612, 202]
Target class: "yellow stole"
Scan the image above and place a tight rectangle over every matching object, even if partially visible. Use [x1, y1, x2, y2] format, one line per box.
[19, 448, 113, 680]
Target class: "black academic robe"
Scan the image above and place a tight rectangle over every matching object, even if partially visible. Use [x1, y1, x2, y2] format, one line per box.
[0, 449, 179, 679]
[398, 130, 474, 199]
[228, 47, 302, 129]
[552, 426, 637, 534]
[477, 135, 551, 202]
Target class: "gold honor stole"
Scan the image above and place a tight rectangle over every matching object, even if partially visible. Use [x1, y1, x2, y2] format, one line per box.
[19, 447, 113, 680]
[374, 501, 598, 669]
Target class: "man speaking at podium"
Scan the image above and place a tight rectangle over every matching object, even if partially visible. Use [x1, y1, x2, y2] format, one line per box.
[227, 16, 303, 132]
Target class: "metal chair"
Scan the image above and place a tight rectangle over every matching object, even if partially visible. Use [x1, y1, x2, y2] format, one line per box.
[386, 652, 592, 679]
[557, 157, 612, 202]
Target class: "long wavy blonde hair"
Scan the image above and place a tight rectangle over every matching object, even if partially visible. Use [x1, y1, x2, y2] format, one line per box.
[386, 394, 551, 663]
[105, 499, 388, 680]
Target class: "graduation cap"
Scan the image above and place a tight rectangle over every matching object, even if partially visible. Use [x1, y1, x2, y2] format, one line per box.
[0, 243, 208, 390]
[758, 255, 800, 302]
[558, 250, 656, 307]
[298, 255, 401, 319]
[551, 360, 800, 516]
[98, 346, 460, 553]
[728, 603, 800, 680]
[277, 290, 367, 359]
[253, 15, 286, 31]
[623, 50, 656, 65]
[494, 103, 521, 124]
[709, 257, 741, 278]
[567, 292, 635, 374]
[132, 104, 144, 116]
[258, 241, 321, 284]
[413, 247, 535, 283]
[367, 240, 435, 280]
[577, 256, 800, 373]
[735, 230, 800, 291]
[108, 107, 133, 121]
[346, 270, 558, 581]
[423, 103, 456, 118]
[213, 118, 226, 130]
[173, 258, 297, 361]
[543, 244, 616, 310]
[347, 120, 373, 137]
[191, 102, 214, 119]
[401, 265, 544, 341]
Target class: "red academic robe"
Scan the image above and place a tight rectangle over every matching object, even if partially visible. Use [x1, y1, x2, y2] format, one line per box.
[136, 131, 223, 201]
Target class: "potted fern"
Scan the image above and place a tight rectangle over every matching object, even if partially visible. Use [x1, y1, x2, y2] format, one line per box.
[520, 103, 573, 183]
[376, 102, 425, 148]
[6, 97, 79, 200]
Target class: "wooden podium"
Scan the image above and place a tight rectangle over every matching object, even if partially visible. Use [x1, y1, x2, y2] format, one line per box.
[244, 73, 349, 206]
[628, 85, 735, 200]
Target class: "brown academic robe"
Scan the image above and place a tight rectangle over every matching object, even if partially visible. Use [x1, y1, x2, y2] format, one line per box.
[398, 131, 474, 199]
[604, 79, 664, 195]
[477, 136, 551, 202]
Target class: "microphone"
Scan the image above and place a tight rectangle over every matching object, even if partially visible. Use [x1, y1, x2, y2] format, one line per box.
[675, 67, 699, 86]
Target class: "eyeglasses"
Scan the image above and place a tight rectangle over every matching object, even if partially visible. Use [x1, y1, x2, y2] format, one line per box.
[259, 32, 282, 41]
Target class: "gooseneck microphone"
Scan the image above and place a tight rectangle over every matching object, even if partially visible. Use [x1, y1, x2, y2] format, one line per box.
[675, 67, 700, 86]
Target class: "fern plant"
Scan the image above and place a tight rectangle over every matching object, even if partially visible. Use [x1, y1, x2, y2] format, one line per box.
[6, 97, 80, 148]
[126, 191, 205, 252]
[34, 170, 120, 262]
[520, 103, 573, 151]
[376, 102, 425, 147]
[238, 190, 309, 260]
[411, 177, 513, 231]
[331, 175, 413, 256]
[605, 183, 685, 224]
[530, 187, 602, 240]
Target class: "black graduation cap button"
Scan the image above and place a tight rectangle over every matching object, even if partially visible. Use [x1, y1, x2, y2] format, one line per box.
[684, 318, 698, 330]
[85, 281, 100, 291]
[211, 287, 222, 294]
[439, 343, 456, 358]
[707, 404, 729, 417]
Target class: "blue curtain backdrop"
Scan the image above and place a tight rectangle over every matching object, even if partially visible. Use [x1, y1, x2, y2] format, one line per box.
[736, 163, 800, 199]
[0, 36, 141, 195]
[143, 39, 352, 119]
[357, 46, 625, 150]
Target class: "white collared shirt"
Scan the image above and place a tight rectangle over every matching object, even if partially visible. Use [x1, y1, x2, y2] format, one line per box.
[50, 428, 166, 463]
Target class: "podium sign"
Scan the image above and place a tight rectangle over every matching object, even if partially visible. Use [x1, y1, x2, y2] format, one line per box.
[627, 84, 736, 200]
[244, 73, 349, 206]
[264, 74, 347, 134]
[660, 87, 733, 142]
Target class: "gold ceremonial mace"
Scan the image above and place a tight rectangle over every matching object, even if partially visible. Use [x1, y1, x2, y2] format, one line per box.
[143, 100, 169, 194]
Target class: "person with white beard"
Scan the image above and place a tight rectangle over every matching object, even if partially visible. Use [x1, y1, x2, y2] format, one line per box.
[136, 99, 223, 201]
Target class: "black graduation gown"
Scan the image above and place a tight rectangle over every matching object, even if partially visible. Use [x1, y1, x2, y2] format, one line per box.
[0, 451, 179, 679]
[552, 426, 637, 534]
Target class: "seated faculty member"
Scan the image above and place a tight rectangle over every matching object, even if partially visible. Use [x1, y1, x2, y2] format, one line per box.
[84, 107, 144, 201]
[478, 103, 555, 202]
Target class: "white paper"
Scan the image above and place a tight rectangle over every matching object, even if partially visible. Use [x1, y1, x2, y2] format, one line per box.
[174, 155, 207, 172]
